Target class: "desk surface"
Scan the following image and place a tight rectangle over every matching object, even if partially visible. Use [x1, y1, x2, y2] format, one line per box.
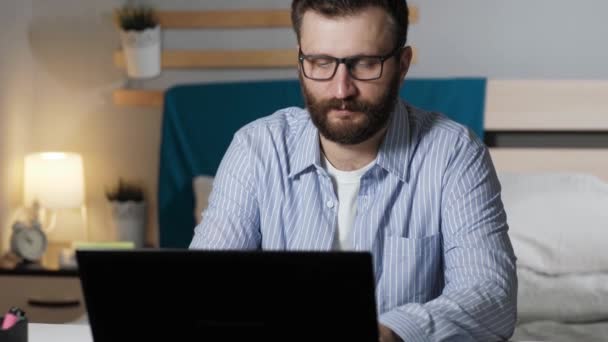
[29, 322, 544, 342]
[30, 323, 92, 342]
[0, 267, 78, 277]
[30, 322, 550, 342]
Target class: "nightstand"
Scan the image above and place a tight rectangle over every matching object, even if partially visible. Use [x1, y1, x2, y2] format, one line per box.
[0, 267, 85, 324]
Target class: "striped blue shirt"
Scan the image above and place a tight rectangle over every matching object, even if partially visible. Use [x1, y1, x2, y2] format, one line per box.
[190, 99, 517, 341]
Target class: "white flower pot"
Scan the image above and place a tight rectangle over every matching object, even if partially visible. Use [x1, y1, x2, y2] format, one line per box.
[109, 201, 146, 248]
[119, 25, 161, 79]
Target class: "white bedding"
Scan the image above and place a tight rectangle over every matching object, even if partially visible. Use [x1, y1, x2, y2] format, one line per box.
[500, 172, 608, 342]
[513, 320, 608, 342]
[517, 268, 608, 324]
[498, 172, 608, 275]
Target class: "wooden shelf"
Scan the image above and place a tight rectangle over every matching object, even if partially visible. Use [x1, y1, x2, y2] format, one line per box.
[114, 49, 298, 69]
[158, 10, 291, 29]
[113, 89, 164, 107]
[409, 6, 419, 24]
[157, 6, 418, 29]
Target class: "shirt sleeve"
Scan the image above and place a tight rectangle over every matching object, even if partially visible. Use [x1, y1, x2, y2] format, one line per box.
[189, 133, 261, 250]
[379, 138, 518, 341]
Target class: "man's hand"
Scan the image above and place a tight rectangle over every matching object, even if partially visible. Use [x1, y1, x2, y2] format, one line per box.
[379, 324, 402, 342]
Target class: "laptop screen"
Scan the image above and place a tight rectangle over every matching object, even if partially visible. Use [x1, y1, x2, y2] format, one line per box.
[76, 249, 379, 341]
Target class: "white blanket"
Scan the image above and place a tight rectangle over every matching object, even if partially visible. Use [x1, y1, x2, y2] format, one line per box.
[499, 172, 608, 275]
[518, 268, 608, 324]
[513, 320, 608, 342]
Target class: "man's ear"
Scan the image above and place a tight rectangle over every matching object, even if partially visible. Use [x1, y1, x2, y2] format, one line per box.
[399, 46, 413, 80]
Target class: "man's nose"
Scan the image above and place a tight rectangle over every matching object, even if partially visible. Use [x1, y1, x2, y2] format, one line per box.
[330, 64, 358, 100]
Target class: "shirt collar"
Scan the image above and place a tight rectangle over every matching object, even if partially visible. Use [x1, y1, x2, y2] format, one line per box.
[288, 116, 321, 178]
[288, 100, 411, 182]
[376, 99, 411, 183]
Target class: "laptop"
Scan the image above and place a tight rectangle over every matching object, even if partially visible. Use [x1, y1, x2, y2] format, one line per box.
[76, 249, 379, 341]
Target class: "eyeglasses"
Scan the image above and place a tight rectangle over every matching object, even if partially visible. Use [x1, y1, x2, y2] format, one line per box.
[298, 46, 402, 81]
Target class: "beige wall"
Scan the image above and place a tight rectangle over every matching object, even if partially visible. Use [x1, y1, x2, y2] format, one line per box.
[0, 0, 34, 251]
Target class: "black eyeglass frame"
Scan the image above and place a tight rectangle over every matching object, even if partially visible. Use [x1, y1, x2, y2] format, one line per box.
[298, 46, 404, 81]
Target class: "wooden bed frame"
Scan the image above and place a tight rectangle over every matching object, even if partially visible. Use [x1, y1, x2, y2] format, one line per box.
[487, 79, 608, 182]
[489, 148, 608, 182]
[485, 80, 608, 131]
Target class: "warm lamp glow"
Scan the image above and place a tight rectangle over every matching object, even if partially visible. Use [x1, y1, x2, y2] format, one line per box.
[24, 152, 85, 209]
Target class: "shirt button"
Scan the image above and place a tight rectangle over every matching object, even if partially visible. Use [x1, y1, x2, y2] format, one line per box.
[326, 200, 335, 208]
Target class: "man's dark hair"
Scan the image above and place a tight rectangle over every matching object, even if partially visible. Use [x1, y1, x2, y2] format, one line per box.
[291, 0, 409, 49]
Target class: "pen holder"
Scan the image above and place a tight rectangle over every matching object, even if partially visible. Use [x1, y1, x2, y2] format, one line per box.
[0, 316, 27, 342]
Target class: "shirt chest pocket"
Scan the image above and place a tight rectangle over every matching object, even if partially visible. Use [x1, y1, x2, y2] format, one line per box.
[379, 233, 443, 312]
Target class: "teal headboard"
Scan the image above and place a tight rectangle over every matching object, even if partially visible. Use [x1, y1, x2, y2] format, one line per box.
[158, 78, 486, 248]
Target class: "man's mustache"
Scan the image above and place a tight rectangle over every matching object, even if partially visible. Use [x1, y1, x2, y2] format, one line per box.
[322, 98, 369, 112]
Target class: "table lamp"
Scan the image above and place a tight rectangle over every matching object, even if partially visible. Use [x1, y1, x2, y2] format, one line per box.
[23, 152, 87, 239]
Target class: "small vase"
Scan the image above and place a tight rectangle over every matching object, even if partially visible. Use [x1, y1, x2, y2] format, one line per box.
[119, 25, 161, 79]
[109, 200, 146, 248]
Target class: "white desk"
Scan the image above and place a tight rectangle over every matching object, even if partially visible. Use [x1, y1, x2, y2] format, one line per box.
[29, 323, 92, 342]
[28, 322, 543, 342]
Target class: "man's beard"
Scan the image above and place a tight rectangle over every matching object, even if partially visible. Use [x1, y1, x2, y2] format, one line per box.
[301, 72, 401, 145]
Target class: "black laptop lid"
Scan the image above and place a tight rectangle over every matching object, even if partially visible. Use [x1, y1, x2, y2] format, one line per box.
[76, 250, 379, 342]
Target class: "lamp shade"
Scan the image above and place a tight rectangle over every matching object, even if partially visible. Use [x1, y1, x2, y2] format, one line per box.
[24, 152, 85, 209]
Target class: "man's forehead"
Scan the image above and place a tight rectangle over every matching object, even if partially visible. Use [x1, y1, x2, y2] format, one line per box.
[299, 8, 393, 55]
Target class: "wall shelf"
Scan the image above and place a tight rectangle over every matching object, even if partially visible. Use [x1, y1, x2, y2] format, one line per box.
[113, 89, 164, 107]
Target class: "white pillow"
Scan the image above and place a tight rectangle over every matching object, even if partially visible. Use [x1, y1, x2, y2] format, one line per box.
[517, 267, 608, 323]
[193, 175, 214, 225]
[498, 172, 608, 275]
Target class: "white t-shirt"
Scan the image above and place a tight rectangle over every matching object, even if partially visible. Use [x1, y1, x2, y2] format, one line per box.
[322, 157, 376, 250]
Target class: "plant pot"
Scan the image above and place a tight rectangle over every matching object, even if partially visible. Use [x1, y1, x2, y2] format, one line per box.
[119, 25, 161, 79]
[109, 200, 146, 248]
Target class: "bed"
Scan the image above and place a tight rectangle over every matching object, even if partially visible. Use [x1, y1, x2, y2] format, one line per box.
[491, 149, 608, 341]
[488, 80, 608, 341]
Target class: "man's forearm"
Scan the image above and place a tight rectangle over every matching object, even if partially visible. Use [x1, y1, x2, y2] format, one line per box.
[379, 324, 403, 342]
[379, 279, 517, 341]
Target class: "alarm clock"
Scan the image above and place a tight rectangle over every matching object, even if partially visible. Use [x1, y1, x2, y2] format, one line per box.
[10, 221, 48, 262]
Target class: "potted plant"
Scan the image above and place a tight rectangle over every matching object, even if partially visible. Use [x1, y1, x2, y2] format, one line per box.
[106, 179, 146, 248]
[114, 4, 161, 79]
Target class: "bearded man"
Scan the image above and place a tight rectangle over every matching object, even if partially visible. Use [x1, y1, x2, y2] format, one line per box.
[190, 1, 517, 341]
